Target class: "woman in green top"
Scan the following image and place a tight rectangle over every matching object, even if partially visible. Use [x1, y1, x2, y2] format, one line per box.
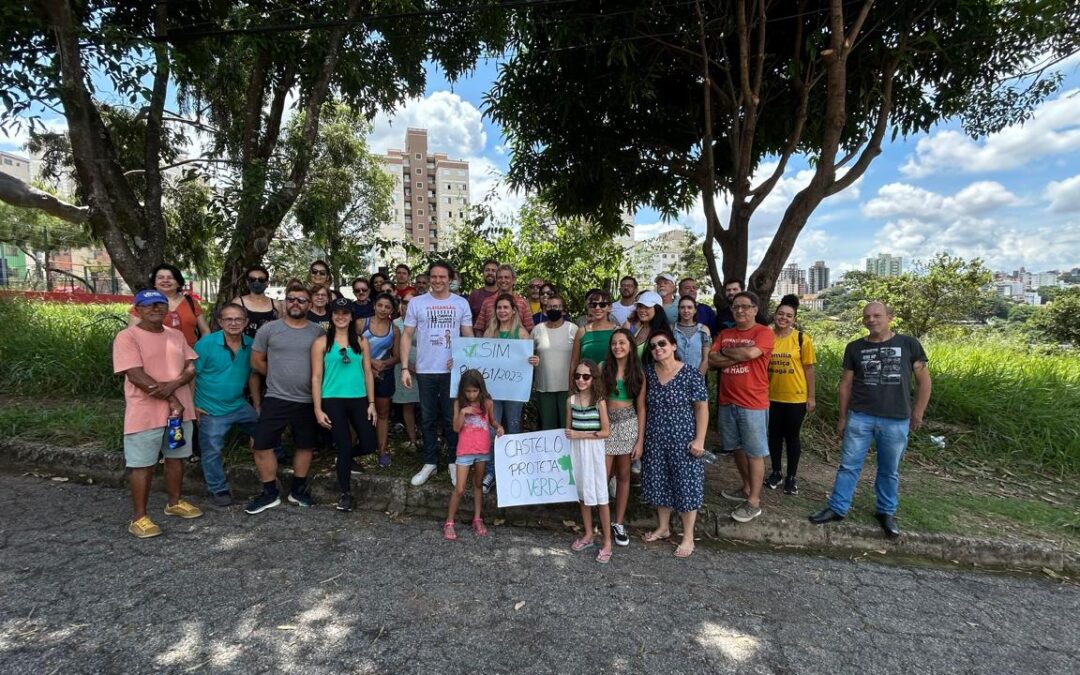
[570, 289, 618, 389]
[480, 293, 539, 493]
[602, 328, 646, 547]
[311, 298, 377, 513]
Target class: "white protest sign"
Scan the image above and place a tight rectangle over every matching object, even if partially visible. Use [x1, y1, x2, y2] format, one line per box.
[494, 429, 579, 507]
[450, 337, 534, 402]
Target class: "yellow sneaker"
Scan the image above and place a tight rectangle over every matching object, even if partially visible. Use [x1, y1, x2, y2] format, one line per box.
[164, 499, 203, 519]
[128, 516, 162, 538]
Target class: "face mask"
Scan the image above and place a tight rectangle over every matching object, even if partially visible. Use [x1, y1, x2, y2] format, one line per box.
[249, 280, 267, 294]
[449, 280, 461, 292]
[545, 309, 563, 322]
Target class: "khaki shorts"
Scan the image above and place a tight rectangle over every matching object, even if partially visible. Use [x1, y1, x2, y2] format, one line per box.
[124, 422, 193, 468]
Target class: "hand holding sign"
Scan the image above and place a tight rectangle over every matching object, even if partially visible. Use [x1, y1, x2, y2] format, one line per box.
[494, 429, 578, 508]
[450, 338, 535, 403]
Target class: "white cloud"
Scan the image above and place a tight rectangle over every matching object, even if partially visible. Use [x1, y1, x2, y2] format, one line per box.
[900, 89, 1080, 177]
[1044, 174, 1080, 213]
[464, 154, 527, 222]
[368, 92, 486, 159]
[861, 181, 1019, 221]
[0, 118, 68, 154]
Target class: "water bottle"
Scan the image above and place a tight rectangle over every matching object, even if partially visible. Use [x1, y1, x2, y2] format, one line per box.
[167, 415, 186, 449]
[698, 450, 718, 464]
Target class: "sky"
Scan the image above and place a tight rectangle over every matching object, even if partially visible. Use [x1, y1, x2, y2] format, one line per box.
[4, 50, 1079, 276]
[366, 55, 1080, 275]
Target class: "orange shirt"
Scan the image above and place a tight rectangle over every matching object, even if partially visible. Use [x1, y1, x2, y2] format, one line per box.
[712, 323, 774, 410]
[128, 294, 203, 346]
[112, 325, 197, 434]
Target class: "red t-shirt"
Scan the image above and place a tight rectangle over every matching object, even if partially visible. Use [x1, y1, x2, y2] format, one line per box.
[713, 323, 774, 410]
[394, 286, 416, 299]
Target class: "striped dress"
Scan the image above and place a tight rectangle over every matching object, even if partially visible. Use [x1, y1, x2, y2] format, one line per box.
[569, 395, 608, 506]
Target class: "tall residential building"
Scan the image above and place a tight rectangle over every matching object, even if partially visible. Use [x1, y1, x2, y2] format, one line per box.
[379, 128, 470, 256]
[776, 262, 807, 297]
[808, 260, 830, 294]
[866, 253, 903, 277]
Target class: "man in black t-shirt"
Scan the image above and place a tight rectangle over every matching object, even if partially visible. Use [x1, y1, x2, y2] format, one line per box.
[810, 302, 932, 538]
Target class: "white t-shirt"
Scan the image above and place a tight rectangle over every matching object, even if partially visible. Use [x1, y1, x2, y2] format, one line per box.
[404, 292, 473, 374]
[532, 321, 578, 392]
[610, 301, 637, 326]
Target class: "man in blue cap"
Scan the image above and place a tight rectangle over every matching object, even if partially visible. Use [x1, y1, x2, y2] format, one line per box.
[113, 288, 204, 538]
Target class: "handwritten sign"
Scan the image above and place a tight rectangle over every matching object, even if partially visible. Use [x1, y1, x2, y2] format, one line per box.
[494, 429, 578, 507]
[450, 337, 534, 402]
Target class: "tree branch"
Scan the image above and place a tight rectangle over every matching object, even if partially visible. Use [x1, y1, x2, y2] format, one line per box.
[122, 157, 239, 177]
[827, 53, 899, 195]
[141, 1, 170, 233]
[0, 172, 89, 224]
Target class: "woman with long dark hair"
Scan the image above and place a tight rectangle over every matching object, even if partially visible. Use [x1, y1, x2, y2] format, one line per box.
[602, 328, 646, 548]
[623, 290, 668, 358]
[311, 298, 377, 513]
[361, 292, 400, 467]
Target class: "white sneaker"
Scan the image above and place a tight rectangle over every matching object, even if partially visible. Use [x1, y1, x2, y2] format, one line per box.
[448, 462, 458, 487]
[410, 464, 437, 486]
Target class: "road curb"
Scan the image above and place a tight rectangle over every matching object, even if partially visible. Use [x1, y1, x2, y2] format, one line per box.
[2, 438, 1075, 574]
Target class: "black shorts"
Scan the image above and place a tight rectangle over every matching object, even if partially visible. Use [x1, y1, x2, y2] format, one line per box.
[373, 371, 396, 399]
[253, 397, 320, 450]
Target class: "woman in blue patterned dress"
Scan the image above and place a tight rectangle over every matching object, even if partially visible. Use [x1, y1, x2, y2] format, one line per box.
[640, 328, 710, 558]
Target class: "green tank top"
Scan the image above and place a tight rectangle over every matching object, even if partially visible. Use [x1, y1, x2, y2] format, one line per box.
[610, 378, 632, 403]
[498, 330, 513, 339]
[322, 344, 367, 399]
[580, 328, 614, 365]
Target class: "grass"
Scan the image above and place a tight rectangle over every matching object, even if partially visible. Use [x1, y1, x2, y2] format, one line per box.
[0, 398, 125, 453]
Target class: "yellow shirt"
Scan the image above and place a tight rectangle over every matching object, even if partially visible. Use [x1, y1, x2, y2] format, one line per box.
[768, 330, 816, 403]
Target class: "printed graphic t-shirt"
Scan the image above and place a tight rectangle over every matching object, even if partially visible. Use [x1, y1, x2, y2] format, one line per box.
[768, 330, 816, 404]
[405, 292, 473, 374]
[842, 334, 928, 419]
[714, 323, 774, 410]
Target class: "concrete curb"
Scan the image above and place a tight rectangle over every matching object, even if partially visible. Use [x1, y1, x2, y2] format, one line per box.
[2, 438, 1076, 574]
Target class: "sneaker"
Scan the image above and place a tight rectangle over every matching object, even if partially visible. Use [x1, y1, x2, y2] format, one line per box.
[163, 499, 203, 519]
[350, 458, 366, 474]
[630, 459, 642, 476]
[720, 488, 748, 502]
[336, 493, 354, 512]
[288, 489, 314, 508]
[211, 491, 233, 507]
[448, 462, 458, 487]
[765, 472, 783, 490]
[378, 452, 392, 468]
[245, 492, 281, 515]
[411, 464, 437, 486]
[393, 422, 406, 436]
[481, 473, 495, 495]
[612, 523, 630, 547]
[783, 476, 799, 495]
[128, 516, 162, 538]
[731, 502, 763, 523]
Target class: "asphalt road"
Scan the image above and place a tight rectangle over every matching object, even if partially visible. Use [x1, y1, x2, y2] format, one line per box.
[0, 473, 1076, 674]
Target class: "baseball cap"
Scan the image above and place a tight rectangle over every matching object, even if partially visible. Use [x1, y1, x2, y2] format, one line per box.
[636, 290, 664, 307]
[133, 289, 168, 306]
[655, 273, 676, 284]
[331, 297, 355, 312]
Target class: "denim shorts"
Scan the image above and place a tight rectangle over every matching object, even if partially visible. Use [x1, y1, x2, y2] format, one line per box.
[455, 452, 492, 467]
[719, 405, 769, 458]
[124, 422, 193, 468]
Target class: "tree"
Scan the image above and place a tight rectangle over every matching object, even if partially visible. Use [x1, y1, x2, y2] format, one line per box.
[852, 254, 992, 338]
[486, 0, 1074, 309]
[0, 193, 99, 291]
[1032, 288, 1080, 347]
[0, 1, 507, 295]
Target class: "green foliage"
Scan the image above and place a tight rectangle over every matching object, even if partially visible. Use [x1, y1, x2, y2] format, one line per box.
[852, 254, 992, 338]
[1031, 287, 1080, 346]
[0, 298, 126, 397]
[0, 399, 124, 453]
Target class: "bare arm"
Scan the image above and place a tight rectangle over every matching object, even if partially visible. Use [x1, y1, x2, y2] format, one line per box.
[122, 366, 164, 397]
[196, 313, 212, 339]
[911, 361, 932, 430]
[718, 345, 764, 361]
[804, 364, 817, 413]
[836, 369, 854, 436]
[689, 400, 708, 456]
[452, 399, 465, 433]
[632, 377, 646, 460]
[250, 349, 268, 376]
[594, 400, 610, 440]
[311, 340, 330, 428]
[247, 371, 262, 411]
[698, 334, 710, 375]
[156, 359, 196, 399]
[487, 398, 504, 436]
[461, 325, 474, 338]
[362, 338, 377, 423]
[568, 329, 584, 390]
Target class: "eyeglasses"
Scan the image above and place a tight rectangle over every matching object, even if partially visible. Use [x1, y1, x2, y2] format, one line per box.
[649, 340, 671, 350]
[353, 287, 369, 294]
[573, 373, 593, 381]
[310, 269, 328, 277]
[731, 304, 756, 311]
[339, 347, 351, 365]
[220, 317, 246, 323]
[539, 291, 553, 297]
[285, 296, 310, 305]
[247, 276, 268, 283]
[588, 301, 610, 309]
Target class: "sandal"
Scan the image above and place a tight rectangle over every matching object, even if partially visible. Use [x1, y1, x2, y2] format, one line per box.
[442, 521, 457, 541]
[674, 544, 695, 559]
[571, 536, 595, 552]
[472, 518, 488, 536]
[642, 530, 671, 543]
[595, 548, 612, 564]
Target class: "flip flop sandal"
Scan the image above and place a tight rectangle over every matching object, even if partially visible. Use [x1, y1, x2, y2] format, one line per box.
[595, 549, 612, 564]
[674, 545, 695, 559]
[471, 518, 488, 536]
[642, 531, 671, 543]
[571, 536, 595, 552]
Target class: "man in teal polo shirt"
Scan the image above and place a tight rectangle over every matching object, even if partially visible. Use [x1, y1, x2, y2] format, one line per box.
[194, 303, 262, 506]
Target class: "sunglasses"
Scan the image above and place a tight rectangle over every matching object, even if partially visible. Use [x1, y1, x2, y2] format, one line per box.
[588, 301, 610, 309]
[649, 340, 671, 350]
[353, 287, 369, 294]
[310, 269, 328, 276]
[573, 373, 593, 381]
[247, 276, 268, 283]
[285, 296, 310, 305]
[339, 347, 351, 365]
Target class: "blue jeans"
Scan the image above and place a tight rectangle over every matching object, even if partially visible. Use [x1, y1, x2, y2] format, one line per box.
[828, 411, 910, 516]
[417, 373, 457, 466]
[198, 405, 258, 494]
[486, 399, 524, 479]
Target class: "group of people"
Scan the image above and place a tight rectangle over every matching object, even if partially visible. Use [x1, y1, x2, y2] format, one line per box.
[113, 259, 931, 561]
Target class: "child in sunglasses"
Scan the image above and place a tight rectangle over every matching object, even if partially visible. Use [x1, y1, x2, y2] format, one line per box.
[567, 359, 613, 563]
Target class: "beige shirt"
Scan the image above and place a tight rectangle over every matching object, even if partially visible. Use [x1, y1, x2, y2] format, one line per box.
[532, 321, 578, 392]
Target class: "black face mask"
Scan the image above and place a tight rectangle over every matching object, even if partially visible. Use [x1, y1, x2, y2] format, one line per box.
[545, 309, 563, 322]
[249, 280, 267, 294]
